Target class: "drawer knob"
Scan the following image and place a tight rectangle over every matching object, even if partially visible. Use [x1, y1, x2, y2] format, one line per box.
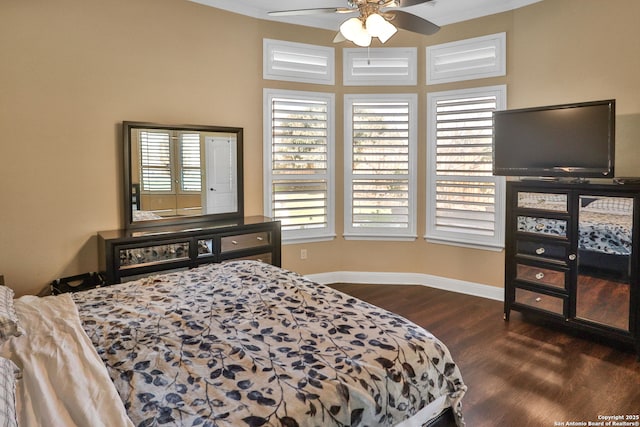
[535, 297, 542, 302]
[535, 223, 545, 231]
[231, 240, 238, 245]
[535, 247, 545, 255]
[568, 254, 576, 261]
[256, 236, 264, 241]
[535, 272, 545, 280]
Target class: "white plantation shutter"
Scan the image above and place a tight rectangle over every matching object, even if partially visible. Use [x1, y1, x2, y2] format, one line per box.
[263, 39, 335, 85]
[264, 89, 335, 243]
[426, 86, 506, 250]
[139, 130, 173, 192]
[179, 133, 202, 192]
[343, 48, 417, 86]
[344, 94, 417, 239]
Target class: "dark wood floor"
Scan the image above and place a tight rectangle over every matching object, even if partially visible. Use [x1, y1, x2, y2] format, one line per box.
[329, 283, 640, 427]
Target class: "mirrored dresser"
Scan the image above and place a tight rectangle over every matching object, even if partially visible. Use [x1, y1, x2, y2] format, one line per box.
[504, 180, 639, 355]
[98, 216, 281, 284]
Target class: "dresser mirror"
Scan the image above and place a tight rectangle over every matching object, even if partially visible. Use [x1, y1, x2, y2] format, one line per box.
[576, 195, 632, 331]
[123, 121, 244, 229]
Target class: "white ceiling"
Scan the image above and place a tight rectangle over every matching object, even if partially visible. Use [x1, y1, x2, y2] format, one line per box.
[188, 0, 542, 32]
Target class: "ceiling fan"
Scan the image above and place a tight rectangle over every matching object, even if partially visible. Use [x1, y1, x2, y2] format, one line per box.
[268, 0, 440, 47]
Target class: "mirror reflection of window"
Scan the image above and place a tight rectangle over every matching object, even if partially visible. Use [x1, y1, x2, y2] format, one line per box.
[124, 122, 243, 229]
[139, 130, 173, 193]
[133, 130, 237, 219]
[576, 195, 633, 331]
[138, 131, 202, 195]
[179, 133, 202, 193]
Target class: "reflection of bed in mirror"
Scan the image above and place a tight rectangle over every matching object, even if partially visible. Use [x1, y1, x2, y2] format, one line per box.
[131, 208, 162, 221]
[517, 195, 632, 281]
[123, 122, 244, 229]
[577, 196, 632, 281]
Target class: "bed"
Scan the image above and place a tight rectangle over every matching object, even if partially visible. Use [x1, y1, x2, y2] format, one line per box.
[0, 261, 466, 427]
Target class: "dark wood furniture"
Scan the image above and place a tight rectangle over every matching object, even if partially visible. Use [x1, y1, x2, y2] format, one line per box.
[98, 216, 281, 284]
[504, 180, 639, 355]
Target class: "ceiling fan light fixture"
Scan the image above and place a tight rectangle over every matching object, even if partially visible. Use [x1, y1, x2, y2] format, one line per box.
[366, 13, 398, 43]
[352, 30, 373, 47]
[340, 17, 372, 47]
[365, 14, 391, 36]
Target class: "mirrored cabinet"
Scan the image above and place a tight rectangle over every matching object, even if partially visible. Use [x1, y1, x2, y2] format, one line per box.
[504, 181, 639, 355]
[95, 122, 281, 286]
[98, 216, 281, 284]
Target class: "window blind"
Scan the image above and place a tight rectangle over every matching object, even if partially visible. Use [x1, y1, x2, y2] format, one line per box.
[139, 130, 172, 192]
[426, 86, 506, 249]
[434, 96, 495, 234]
[268, 95, 332, 235]
[345, 95, 417, 239]
[179, 133, 202, 192]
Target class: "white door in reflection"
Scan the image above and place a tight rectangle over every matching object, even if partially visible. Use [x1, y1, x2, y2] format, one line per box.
[204, 136, 237, 214]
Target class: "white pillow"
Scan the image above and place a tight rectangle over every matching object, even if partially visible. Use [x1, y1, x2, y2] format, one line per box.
[0, 286, 22, 342]
[0, 357, 19, 427]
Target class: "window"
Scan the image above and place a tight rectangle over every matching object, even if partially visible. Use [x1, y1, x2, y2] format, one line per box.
[426, 32, 506, 85]
[426, 85, 506, 250]
[179, 133, 202, 192]
[343, 47, 417, 86]
[263, 39, 335, 85]
[344, 94, 417, 240]
[139, 130, 201, 194]
[264, 89, 335, 243]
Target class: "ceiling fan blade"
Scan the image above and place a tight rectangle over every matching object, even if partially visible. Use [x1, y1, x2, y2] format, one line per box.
[389, 0, 433, 8]
[333, 32, 347, 43]
[390, 10, 440, 35]
[268, 7, 354, 17]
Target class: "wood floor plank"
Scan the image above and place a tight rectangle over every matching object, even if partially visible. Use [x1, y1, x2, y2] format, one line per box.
[329, 283, 640, 427]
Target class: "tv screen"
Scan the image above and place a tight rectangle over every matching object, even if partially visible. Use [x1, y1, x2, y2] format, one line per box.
[493, 99, 615, 178]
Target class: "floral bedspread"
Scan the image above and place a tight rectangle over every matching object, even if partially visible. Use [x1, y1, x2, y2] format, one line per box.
[72, 261, 466, 427]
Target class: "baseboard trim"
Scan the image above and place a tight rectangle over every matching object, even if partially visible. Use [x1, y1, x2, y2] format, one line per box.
[305, 271, 504, 302]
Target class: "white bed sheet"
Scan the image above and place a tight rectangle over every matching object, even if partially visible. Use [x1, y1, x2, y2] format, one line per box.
[395, 395, 450, 427]
[0, 294, 133, 427]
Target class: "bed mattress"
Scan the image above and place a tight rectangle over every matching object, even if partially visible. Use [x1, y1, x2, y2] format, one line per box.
[71, 261, 467, 427]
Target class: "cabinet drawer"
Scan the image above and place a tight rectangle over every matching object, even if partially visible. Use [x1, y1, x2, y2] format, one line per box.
[222, 252, 272, 264]
[515, 288, 565, 316]
[516, 263, 567, 290]
[221, 232, 270, 253]
[517, 216, 567, 238]
[197, 239, 214, 258]
[119, 241, 190, 269]
[516, 240, 569, 262]
[517, 192, 568, 212]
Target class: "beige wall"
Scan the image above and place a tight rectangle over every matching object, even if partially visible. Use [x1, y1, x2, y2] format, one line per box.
[1, 0, 638, 296]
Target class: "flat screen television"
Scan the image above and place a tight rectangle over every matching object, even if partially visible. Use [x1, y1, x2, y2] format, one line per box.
[493, 99, 615, 178]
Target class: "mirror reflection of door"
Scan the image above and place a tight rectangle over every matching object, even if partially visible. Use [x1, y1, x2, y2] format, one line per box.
[204, 136, 237, 214]
[576, 195, 633, 331]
